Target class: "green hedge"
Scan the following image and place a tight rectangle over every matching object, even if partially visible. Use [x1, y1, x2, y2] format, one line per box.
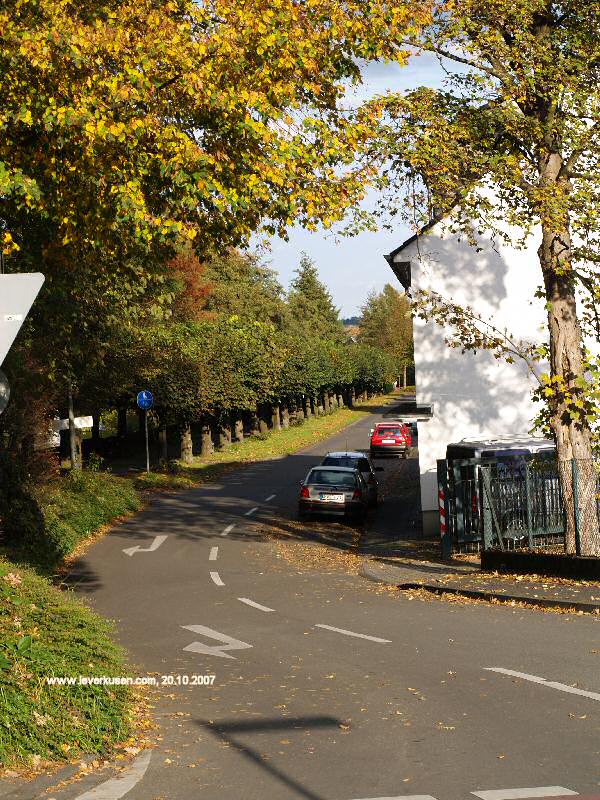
[1, 469, 141, 569]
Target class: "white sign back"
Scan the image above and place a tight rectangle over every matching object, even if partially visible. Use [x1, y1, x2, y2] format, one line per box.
[0, 273, 45, 366]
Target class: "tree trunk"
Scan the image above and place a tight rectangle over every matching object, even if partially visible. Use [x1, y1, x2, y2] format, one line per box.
[180, 424, 193, 464]
[296, 397, 305, 422]
[248, 409, 260, 436]
[258, 404, 269, 434]
[200, 420, 214, 456]
[233, 414, 244, 443]
[281, 403, 290, 429]
[537, 157, 599, 554]
[348, 387, 355, 407]
[159, 426, 168, 464]
[218, 417, 231, 449]
[91, 416, 101, 449]
[117, 407, 127, 438]
[322, 392, 329, 414]
[271, 402, 281, 431]
[336, 391, 344, 408]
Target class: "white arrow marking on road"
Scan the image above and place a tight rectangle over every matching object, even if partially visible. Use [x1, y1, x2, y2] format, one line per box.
[245, 506, 259, 516]
[209, 546, 218, 561]
[238, 597, 275, 612]
[122, 535, 168, 557]
[265, 494, 276, 502]
[221, 523, 235, 537]
[75, 750, 152, 799]
[472, 788, 577, 800]
[315, 624, 391, 643]
[485, 667, 600, 702]
[210, 571, 224, 586]
[181, 624, 252, 659]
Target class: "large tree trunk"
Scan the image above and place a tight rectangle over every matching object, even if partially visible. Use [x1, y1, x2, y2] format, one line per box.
[233, 414, 244, 443]
[180, 424, 193, 464]
[539, 189, 599, 554]
[281, 402, 290, 429]
[158, 426, 168, 464]
[271, 402, 281, 431]
[200, 419, 214, 456]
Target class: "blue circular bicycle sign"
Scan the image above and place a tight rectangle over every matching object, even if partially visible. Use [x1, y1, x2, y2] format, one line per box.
[136, 390, 154, 410]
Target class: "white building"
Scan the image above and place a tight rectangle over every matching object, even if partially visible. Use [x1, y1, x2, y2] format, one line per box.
[385, 220, 548, 536]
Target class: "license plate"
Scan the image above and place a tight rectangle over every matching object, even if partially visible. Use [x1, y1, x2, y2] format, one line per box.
[320, 493, 344, 502]
[382, 438, 396, 444]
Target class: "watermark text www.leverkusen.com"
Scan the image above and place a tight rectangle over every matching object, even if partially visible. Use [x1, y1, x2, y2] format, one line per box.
[45, 674, 216, 687]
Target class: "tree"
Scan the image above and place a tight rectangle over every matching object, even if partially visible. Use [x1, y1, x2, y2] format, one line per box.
[360, 1, 600, 554]
[287, 255, 345, 342]
[359, 284, 414, 381]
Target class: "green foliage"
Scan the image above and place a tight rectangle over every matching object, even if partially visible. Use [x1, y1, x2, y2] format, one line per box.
[0, 557, 132, 766]
[287, 255, 346, 343]
[358, 284, 413, 371]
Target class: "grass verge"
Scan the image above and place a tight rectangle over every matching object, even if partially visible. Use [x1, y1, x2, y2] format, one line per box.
[0, 558, 132, 769]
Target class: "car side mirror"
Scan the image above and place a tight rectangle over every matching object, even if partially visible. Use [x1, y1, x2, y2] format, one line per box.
[369, 429, 374, 435]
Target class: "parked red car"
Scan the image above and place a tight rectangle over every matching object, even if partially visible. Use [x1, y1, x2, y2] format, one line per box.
[369, 422, 412, 458]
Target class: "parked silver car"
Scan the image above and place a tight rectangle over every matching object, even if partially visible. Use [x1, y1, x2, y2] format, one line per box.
[298, 465, 369, 522]
[320, 451, 383, 505]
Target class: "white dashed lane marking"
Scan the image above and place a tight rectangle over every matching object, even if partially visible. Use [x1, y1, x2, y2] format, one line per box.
[221, 524, 235, 537]
[485, 667, 600, 702]
[245, 506, 259, 516]
[265, 494, 276, 502]
[238, 597, 275, 613]
[472, 788, 578, 800]
[210, 571, 225, 587]
[209, 547, 218, 561]
[315, 624, 391, 644]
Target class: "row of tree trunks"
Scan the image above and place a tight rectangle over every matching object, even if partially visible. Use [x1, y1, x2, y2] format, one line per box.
[111, 388, 358, 466]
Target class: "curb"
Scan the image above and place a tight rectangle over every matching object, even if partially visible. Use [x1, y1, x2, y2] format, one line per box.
[359, 563, 600, 614]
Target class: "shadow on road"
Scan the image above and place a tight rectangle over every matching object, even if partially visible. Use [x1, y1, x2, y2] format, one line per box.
[196, 715, 341, 800]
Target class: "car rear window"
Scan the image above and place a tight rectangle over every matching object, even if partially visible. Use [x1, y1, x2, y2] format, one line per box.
[376, 426, 402, 435]
[308, 470, 357, 487]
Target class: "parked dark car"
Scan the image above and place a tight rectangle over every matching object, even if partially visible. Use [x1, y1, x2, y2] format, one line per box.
[298, 466, 369, 522]
[321, 451, 383, 505]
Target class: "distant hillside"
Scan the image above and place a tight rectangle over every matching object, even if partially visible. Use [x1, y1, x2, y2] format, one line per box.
[342, 316, 362, 326]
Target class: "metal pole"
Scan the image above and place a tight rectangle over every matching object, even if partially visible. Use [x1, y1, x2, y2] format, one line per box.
[67, 380, 80, 471]
[145, 410, 150, 473]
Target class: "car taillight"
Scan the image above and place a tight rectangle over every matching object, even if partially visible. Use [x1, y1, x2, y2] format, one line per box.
[300, 486, 310, 498]
[352, 489, 361, 499]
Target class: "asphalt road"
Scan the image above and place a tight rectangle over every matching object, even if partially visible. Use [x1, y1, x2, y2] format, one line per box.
[47, 402, 600, 800]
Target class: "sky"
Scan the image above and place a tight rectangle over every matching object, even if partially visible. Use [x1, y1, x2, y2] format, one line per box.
[258, 54, 449, 318]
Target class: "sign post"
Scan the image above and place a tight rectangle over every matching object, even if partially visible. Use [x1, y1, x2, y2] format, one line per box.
[136, 390, 154, 473]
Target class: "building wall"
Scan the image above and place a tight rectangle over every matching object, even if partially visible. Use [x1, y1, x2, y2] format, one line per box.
[392, 221, 548, 535]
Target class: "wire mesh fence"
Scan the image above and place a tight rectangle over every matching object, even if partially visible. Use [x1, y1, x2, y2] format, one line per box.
[439, 456, 600, 556]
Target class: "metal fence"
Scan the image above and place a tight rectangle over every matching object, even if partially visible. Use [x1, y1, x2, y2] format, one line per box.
[437, 455, 600, 555]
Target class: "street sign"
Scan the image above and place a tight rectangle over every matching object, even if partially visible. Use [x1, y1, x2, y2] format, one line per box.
[136, 390, 153, 410]
[0, 369, 10, 415]
[0, 273, 45, 367]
